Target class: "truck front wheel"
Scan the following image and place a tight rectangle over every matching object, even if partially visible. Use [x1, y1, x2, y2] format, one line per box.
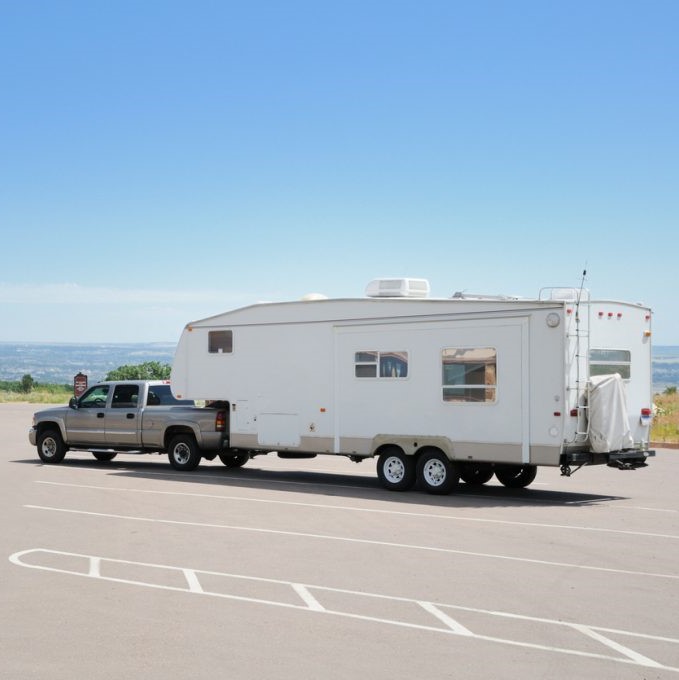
[37, 429, 67, 464]
[168, 434, 201, 471]
[494, 464, 537, 488]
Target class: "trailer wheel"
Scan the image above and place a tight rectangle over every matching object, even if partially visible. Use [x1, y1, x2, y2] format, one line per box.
[218, 452, 249, 468]
[167, 434, 201, 471]
[377, 448, 416, 491]
[37, 429, 67, 464]
[494, 464, 537, 488]
[417, 449, 459, 494]
[459, 463, 494, 486]
[92, 452, 117, 462]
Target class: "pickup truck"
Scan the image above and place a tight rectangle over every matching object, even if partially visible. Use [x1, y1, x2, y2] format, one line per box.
[28, 380, 243, 471]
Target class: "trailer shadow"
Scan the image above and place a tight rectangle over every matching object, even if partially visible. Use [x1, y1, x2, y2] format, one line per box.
[17, 455, 627, 508]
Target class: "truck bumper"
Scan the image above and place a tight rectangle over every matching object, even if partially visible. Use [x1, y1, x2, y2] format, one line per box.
[28, 428, 37, 446]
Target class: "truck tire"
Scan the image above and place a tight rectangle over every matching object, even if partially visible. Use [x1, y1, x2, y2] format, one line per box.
[494, 464, 537, 488]
[377, 447, 416, 491]
[92, 452, 117, 462]
[218, 452, 249, 468]
[167, 434, 201, 471]
[417, 449, 459, 494]
[37, 429, 67, 464]
[459, 463, 494, 486]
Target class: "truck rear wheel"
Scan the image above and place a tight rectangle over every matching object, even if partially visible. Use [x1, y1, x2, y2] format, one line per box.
[494, 464, 537, 488]
[377, 447, 416, 491]
[417, 449, 459, 494]
[37, 429, 67, 464]
[168, 434, 201, 471]
[218, 452, 249, 468]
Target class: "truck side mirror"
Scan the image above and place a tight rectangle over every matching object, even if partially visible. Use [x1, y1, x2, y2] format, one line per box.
[69, 397, 79, 409]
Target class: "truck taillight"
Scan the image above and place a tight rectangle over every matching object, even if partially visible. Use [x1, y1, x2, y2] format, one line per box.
[215, 410, 226, 432]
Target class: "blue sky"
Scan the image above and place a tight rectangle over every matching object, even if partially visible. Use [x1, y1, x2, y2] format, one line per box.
[1, 0, 677, 344]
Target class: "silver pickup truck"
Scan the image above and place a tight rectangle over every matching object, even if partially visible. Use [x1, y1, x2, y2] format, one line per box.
[28, 380, 240, 471]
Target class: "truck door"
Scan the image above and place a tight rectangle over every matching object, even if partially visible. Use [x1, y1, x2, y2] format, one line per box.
[65, 384, 111, 445]
[105, 384, 142, 446]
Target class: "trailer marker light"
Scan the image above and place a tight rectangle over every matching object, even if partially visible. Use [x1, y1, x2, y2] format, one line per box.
[641, 408, 652, 417]
[598, 311, 604, 318]
[608, 312, 613, 318]
[644, 330, 652, 337]
[553, 411, 561, 417]
[570, 408, 578, 417]
[617, 313, 622, 319]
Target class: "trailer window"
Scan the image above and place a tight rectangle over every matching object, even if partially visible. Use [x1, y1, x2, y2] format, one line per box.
[589, 349, 631, 379]
[209, 330, 233, 354]
[355, 351, 408, 378]
[442, 347, 496, 402]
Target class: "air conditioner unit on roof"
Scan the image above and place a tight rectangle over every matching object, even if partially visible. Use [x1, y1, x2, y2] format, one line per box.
[365, 278, 431, 298]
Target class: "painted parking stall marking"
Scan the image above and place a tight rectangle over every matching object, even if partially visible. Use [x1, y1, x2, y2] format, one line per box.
[10, 548, 679, 673]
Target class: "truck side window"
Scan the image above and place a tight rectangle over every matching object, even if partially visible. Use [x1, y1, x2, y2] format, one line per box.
[442, 348, 496, 403]
[111, 385, 139, 408]
[79, 385, 110, 408]
[355, 351, 408, 378]
[209, 330, 233, 354]
[589, 349, 631, 379]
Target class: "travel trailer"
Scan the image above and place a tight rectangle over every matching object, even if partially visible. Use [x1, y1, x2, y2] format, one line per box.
[170, 278, 655, 493]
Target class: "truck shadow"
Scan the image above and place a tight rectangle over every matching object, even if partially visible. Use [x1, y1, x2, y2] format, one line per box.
[18, 455, 627, 508]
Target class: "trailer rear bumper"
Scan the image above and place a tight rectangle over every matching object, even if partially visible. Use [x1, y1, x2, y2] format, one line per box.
[560, 449, 655, 474]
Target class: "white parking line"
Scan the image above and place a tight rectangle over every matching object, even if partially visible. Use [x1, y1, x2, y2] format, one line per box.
[10, 548, 679, 673]
[23, 504, 679, 581]
[35, 480, 679, 541]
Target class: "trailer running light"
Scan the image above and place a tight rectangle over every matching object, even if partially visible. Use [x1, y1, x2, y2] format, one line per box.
[640, 408, 652, 425]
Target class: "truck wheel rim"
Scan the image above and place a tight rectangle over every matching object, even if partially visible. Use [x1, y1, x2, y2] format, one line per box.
[423, 460, 446, 486]
[42, 439, 56, 458]
[383, 456, 405, 483]
[174, 444, 190, 464]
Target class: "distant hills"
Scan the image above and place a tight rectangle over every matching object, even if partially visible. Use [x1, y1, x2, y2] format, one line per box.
[1, 341, 677, 392]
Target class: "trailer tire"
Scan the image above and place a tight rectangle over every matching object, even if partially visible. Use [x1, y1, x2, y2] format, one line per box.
[377, 448, 416, 491]
[460, 463, 494, 486]
[218, 452, 249, 468]
[37, 429, 67, 464]
[92, 452, 117, 462]
[494, 464, 537, 488]
[416, 449, 459, 494]
[167, 434, 201, 471]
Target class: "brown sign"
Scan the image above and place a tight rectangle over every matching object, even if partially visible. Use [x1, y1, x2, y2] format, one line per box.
[73, 372, 88, 397]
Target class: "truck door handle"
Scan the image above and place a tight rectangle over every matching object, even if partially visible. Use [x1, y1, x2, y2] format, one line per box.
[97, 413, 105, 418]
[126, 413, 135, 419]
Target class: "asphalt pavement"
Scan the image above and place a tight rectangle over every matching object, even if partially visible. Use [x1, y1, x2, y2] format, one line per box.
[2, 402, 678, 679]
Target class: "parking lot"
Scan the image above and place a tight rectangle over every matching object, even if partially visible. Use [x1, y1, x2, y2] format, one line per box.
[3, 401, 679, 679]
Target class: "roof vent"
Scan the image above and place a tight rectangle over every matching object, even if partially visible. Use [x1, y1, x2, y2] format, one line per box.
[365, 278, 430, 298]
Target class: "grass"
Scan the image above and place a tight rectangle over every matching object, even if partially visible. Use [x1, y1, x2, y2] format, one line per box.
[0, 385, 71, 404]
[651, 390, 679, 444]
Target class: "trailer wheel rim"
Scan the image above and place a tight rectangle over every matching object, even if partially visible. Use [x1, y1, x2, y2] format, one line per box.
[382, 455, 406, 484]
[422, 459, 447, 487]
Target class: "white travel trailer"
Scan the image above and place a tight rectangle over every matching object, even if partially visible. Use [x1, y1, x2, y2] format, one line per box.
[171, 278, 655, 493]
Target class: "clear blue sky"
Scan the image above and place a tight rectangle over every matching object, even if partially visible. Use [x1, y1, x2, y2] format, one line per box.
[1, 1, 677, 344]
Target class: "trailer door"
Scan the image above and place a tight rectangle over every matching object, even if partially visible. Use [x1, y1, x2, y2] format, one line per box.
[334, 318, 530, 463]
